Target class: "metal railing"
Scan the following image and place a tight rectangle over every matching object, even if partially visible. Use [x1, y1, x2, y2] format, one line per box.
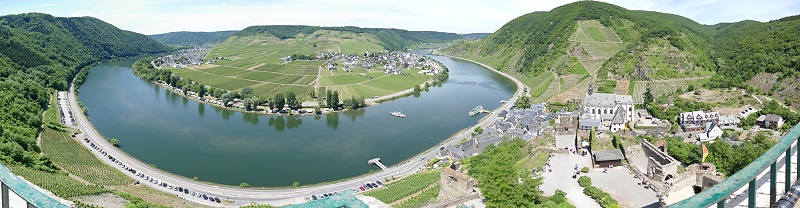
[671, 123, 800, 208]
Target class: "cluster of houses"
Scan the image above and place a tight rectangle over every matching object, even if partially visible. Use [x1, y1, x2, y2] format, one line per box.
[153, 48, 210, 68]
[311, 51, 444, 75]
[443, 103, 554, 160]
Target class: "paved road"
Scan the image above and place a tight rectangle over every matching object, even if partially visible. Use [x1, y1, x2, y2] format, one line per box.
[65, 56, 528, 207]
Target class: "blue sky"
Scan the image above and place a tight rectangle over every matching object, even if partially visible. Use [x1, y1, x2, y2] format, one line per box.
[0, 0, 798, 35]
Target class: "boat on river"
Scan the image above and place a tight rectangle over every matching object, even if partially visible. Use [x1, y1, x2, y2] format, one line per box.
[468, 106, 484, 116]
[390, 111, 406, 118]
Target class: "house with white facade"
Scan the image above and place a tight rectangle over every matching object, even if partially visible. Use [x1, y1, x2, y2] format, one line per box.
[696, 122, 723, 142]
[679, 111, 720, 132]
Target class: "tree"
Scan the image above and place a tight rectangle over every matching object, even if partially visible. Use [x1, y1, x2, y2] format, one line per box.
[108, 138, 120, 147]
[515, 95, 532, 109]
[242, 99, 253, 110]
[181, 85, 189, 95]
[221, 93, 232, 106]
[286, 91, 299, 109]
[413, 85, 421, 92]
[331, 91, 340, 109]
[326, 90, 333, 107]
[273, 93, 286, 110]
[197, 84, 206, 97]
[239, 183, 250, 188]
[643, 86, 654, 106]
[292, 182, 300, 187]
[687, 84, 695, 92]
[241, 86, 254, 95]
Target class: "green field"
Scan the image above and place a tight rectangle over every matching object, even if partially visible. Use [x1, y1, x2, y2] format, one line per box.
[165, 30, 439, 102]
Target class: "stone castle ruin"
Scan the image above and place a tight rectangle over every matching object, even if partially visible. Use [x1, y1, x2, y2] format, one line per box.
[626, 140, 725, 205]
[427, 165, 481, 208]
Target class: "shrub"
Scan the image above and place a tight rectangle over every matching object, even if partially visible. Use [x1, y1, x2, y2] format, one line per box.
[578, 176, 592, 187]
[583, 186, 620, 208]
[581, 167, 590, 173]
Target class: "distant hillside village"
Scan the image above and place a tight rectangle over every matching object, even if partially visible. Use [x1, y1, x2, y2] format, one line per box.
[152, 48, 210, 68]
[289, 50, 445, 76]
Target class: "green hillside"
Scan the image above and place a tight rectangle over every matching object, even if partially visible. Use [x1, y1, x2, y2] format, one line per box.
[443, 1, 719, 103]
[235, 25, 464, 51]
[705, 15, 800, 108]
[0, 12, 170, 172]
[149, 30, 238, 46]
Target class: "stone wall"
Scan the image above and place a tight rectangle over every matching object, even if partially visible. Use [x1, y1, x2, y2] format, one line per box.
[437, 168, 478, 203]
[641, 140, 679, 182]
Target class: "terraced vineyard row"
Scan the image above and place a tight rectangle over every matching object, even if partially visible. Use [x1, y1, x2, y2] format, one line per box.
[40, 128, 133, 186]
[8, 165, 108, 198]
[364, 169, 440, 203]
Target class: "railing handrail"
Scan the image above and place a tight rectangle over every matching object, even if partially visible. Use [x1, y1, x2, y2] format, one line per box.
[670, 123, 800, 207]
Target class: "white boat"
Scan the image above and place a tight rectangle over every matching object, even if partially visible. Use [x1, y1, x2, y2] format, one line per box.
[468, 106, 484, 116]
[390, 111, 406, 118]
[500, 100, 507, 104]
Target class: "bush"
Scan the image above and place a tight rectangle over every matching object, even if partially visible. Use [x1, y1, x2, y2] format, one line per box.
[583, 186, 620, 208]
[578, 176, 592, 187]
[581, 167, 590, 173]
[239, 182, 250, 188]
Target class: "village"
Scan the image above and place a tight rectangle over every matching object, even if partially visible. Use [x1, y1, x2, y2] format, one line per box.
[424, 82, 795, 207]
[290, 50, 445, 76]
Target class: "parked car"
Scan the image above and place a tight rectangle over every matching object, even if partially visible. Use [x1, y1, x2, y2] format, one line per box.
[359, 186, 365, 191]
[376, 181, 383, 186]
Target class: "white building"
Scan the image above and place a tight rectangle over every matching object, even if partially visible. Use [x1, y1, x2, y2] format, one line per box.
[696, 122, 723, 142]
[679, 111, 720, 132]
[582, 83, 634, 132]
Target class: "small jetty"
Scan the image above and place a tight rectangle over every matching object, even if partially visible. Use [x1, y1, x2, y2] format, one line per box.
[390, 111, 406, 118]
[368, 158, 387, 170]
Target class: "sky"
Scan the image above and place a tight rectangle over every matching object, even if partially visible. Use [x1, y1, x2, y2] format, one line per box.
[0, 0, 798, 35]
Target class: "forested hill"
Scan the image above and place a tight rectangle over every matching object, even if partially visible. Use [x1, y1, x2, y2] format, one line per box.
[235, 25, 464, 51]
[0, 13, 170, 172]
[149, 30, 238, 46]
[443, 1, 716, 76]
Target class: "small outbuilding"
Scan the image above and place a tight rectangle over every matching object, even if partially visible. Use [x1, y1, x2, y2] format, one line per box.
[594, 149, 625, 168]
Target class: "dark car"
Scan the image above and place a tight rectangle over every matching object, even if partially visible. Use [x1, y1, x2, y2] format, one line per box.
[312, 195, 318, 200]
[214, 197, 220, 203]
[323, 193, 328, 197]
[376, 181, 383, 186]
[178, 187, 183, 192]
[202, 194, 208, 200]
[371, 183, 378, 188]
[184, 189, 189, 194]
[365, 183, 372, 188]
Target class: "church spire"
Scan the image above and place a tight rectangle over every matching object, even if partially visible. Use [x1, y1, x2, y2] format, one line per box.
[588, 81, 594, 96]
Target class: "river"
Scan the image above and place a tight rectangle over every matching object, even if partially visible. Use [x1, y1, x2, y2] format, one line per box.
[78, 53, 515, 187]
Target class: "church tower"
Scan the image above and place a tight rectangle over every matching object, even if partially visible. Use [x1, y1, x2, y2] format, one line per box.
[588, 82, 594, 96]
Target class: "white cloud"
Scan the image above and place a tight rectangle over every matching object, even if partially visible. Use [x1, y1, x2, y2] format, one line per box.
[0, 0, 798, 35]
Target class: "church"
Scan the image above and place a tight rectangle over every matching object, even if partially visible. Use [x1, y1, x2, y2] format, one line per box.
[582, 83, 635, 132]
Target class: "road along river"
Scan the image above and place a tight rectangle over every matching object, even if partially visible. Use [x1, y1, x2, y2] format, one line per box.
[74, 53, 520, 205]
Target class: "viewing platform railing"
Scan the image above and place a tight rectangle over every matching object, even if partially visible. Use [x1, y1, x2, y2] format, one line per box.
[671, 123, 800, 208]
